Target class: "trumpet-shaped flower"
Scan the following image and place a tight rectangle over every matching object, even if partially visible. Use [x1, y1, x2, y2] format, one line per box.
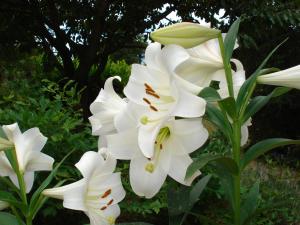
[43, 151, 125, 225]
[89, 76, 127, 136]
[150, 22, 221, 48]
[257, 65, 300, 89]
[107, 118, 208, 198]
[123, 43, 206, 158]
[168, 40, 245, 98]
[0, 201, 9, 210]
[0, 123, 54, 193]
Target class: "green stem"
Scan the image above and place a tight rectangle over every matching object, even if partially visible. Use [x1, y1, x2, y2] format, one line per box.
[232, 121, 241, 225]
[11, 148, 27, 205]
[218, 34, 235, 98]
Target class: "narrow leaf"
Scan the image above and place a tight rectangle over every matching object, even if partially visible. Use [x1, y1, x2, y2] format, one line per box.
[241, 138, 300, 169]
[218, 97, 237, 119]
[186, 155, 238, 179]
[242, 87, 291, 123]
[236, 38, 288, 110]
[198, 87, 221, 102]
[224, 18, 241, 63]
[241, 182, 260, 225]
[29, 149, 76, 214]
[0, 191, 25, 210]
[206, 103, 232, 139]
[189, 175, 211, 206]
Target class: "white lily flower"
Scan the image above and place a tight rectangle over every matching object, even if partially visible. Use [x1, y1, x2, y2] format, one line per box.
[107, 118, 208, 198]
[43, 151, 125, 225]
[89, 76, 127, 136]
[0, 123, 54, 193]
[257, 65, 300, 89]
[169, 38, 245, 98]
[123, 43, 207, 158]
[0, 201, 9, 210]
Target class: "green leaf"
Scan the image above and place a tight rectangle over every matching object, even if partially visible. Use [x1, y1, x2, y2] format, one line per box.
[236, 38, 288, 110]
[241, 138, 300, 169]
[242, 87, 291, 123]
[189, 175, 211, 206]
[241, 182, 260, 225]
[0, 212, 25, 225]
[29, 149, 76, 216]
[218, 97, 237, 119]
[0, 191, 25, 210]
[198, 87, 221, 102]
[224, 18, 241, 64]
[205, 103, 232, 139]
[186, 154, 238, 179]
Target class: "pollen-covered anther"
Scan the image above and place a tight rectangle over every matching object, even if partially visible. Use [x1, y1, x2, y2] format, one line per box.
[107, 199, 114, 206]
[146, 90, 160, 99]
[150, 105, 158, 112]
[143, 98, 151, 105]
[144, 83, 155, 92]
[160, 144, 163, 150]
[101, 189, 112, 198]
[100, 206, 107, 210]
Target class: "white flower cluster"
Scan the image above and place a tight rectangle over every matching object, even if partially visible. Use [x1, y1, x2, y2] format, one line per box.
[89, 37, 247, 199]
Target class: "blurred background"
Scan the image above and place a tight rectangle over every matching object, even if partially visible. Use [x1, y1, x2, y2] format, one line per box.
[0, 0, 299, 224]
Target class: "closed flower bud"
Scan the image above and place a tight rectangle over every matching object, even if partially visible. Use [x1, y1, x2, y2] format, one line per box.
[150, 22, 221, 48]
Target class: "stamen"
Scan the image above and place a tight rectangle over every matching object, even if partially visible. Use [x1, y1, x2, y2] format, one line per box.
[146, 90, 160, 99]
[101, 189, 111, 198]
[160, 144, 163, 150]
[144, 83, 154, 92]
[107, 199, 114, 206]
[150, 105, 158, 112]
[143, 98, 151, 105]
[100, 206, 107, 210]
[145, 163, 154, 173]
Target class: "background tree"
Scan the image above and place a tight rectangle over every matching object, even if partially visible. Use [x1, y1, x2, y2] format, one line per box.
[0, 0, 299, 120]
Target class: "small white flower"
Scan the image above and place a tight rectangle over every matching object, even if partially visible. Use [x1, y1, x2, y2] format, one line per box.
[89, 76, 127, 136]
[257, 65, 300, 89]
[0, 123, 54, 193]
[43, 151, 125, 225]
[123, 43, 206, 158]
[107, 118, 208, 198]
[0, 201, 9, 210]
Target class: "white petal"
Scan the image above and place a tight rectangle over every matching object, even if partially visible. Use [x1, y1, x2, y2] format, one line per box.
[26, 152, 54, 172]
[168, 154, 200, 185]
[129, 153, 167, 198]
[170, 118, 209, 153]
[75, 151, 105, 178]
[8, 172, 35, 193]
[171, 87, 206, 118]
[23, 171, 35, 193]
[106, 128, 139, 160]
[43, 179, 88, 211]
[161, 44, 190, 73]
[89, 112, 116, 136]
[2, 123, 21, 143]
[0, 152, 14, 176]
[257, 65, 300, 89]
[138, 123, 162, 158]
[88, 204, 120, 225]
[145, 42, 162, 68]
[21, 128, 47, 152]
[241, 119, 252, 146]
[0, 201, 9, 210]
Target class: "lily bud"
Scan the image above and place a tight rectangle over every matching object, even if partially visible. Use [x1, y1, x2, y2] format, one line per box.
[150, 22, 221, 48]
[0, 137, 13, 151]
[257, 65, 300, 90]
